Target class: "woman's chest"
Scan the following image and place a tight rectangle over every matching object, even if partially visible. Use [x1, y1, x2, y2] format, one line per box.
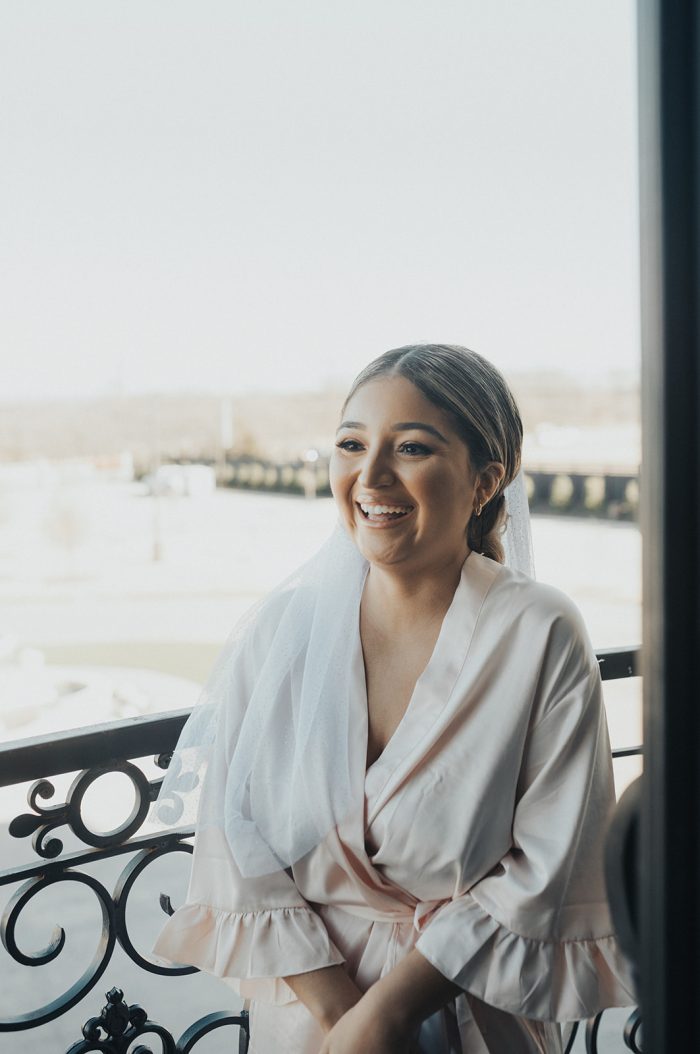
[357, 659, 539, 898]
[363, 638, 437, 768]
[362, 747, 517, 899]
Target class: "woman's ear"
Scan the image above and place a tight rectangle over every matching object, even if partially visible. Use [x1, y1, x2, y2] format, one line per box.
[478, 462, 507, 506]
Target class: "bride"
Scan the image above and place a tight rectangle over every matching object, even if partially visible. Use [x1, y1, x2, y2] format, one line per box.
[152, 344, 636, 1053]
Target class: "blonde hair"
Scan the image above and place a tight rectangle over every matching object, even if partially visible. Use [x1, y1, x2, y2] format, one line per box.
[343, 344, 523, 563]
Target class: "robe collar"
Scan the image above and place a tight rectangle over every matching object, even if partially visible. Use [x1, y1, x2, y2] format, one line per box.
[352, 551, 504, 826]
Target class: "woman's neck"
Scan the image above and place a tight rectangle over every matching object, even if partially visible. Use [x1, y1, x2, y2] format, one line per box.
[361, 548, 471, 633]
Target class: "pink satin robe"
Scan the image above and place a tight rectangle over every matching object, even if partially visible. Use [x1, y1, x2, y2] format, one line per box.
[152, 551, 636, 1052]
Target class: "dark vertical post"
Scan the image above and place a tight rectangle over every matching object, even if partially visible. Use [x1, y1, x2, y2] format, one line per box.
[638, 0, 700, 1047]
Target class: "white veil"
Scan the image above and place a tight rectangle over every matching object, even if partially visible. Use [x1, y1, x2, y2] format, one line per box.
[501, 468, 535, 580]
[151, 470, 534, 877]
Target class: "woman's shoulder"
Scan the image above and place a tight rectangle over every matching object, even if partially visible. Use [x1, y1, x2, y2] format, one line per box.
[217, 584, 299, 673]
[472, 558, 600, 708]
[476, 553, 590, 642]
[244, 584, 299, 650]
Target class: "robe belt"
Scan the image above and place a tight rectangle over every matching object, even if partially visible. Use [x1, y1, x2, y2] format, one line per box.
[324, 898, 448, 932]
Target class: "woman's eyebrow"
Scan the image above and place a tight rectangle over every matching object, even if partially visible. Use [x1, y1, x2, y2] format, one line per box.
[336, 420, 448, 443]
[392, 421, 449, 443]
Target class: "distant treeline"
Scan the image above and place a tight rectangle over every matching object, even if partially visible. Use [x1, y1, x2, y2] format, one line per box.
[0, 373, 639, 469]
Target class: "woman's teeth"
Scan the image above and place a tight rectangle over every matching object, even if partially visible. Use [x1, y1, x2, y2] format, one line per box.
[358, 503, 413, 519]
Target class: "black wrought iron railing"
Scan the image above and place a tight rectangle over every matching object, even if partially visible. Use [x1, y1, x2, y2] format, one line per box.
[0, 648, 642, 1053]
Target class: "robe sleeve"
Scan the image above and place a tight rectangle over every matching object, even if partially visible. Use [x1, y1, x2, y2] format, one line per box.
[151, 603, 345, 1006]
[151, 824, 345, 1005]
[414, 602, 638, 1022]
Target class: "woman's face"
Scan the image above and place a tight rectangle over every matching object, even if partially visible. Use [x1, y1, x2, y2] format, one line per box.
[330, 374, 482, 573]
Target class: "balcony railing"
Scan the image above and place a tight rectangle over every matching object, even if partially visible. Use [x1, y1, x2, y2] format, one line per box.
[169, 455, 640, 521]
[0, 647, 642, 1053]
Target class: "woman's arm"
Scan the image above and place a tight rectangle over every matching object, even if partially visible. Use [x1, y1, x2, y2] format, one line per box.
[286, 948, 460, 1047]
[319, 949, 462, 1053]
[283, 964, 364, 1033]
[360, 947, 463, 1029]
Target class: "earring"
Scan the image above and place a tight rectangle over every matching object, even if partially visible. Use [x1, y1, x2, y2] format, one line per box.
[475, 502, 483, 518]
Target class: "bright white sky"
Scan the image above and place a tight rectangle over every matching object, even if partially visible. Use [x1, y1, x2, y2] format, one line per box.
[1, 1, 639, 400]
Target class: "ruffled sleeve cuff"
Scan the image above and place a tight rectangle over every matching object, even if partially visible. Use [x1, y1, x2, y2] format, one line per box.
[152, 901, 345, 1006]
[414, 892, 637, 1022]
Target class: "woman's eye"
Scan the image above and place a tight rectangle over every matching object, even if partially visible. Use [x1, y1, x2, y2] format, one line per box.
[399, 442, 430, 456]
[334, 439, 430, 456]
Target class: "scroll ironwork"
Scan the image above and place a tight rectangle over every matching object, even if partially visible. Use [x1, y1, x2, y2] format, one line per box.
[0, 649, 642, 1051]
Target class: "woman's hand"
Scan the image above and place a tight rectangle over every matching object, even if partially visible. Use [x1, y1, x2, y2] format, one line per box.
[319, 947, 462, 1052]
[283, 964, 363, 1035]
[319, 998, 420, 1054]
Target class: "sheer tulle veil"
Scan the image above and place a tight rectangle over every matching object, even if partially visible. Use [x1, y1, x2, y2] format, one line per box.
[150, 470, 534, 877]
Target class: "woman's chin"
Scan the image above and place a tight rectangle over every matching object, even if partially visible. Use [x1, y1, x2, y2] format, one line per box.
[354, 532, 415, 567]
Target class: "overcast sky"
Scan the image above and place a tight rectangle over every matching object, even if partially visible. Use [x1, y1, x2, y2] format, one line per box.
[1, 1, 639, 401]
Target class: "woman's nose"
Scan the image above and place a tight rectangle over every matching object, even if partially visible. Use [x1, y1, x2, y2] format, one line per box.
[358, 447, 394, 488]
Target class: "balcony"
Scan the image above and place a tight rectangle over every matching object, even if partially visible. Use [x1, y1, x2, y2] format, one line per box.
[0, 647, 641, 1053]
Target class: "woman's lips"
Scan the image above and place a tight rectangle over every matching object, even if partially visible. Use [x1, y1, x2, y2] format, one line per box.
[354, 502, 415, 528]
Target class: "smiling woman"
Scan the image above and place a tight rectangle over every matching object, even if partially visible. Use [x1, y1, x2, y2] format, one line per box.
[329, 355, 511, 776]
[331, 373, 504, 575]
[151, 344, 636, 1053]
